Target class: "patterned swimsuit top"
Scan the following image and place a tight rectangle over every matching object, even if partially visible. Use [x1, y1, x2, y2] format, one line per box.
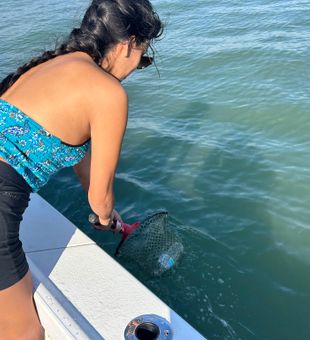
[0, 99, 90, 192]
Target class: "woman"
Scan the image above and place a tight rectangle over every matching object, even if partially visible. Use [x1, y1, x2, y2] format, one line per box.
[0, 0, 163, 338]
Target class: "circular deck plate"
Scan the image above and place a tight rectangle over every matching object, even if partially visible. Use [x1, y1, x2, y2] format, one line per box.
[124, 314, 173, 340]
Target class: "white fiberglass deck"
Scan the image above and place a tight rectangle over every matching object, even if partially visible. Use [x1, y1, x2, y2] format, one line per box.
[20, 194, 206, 340]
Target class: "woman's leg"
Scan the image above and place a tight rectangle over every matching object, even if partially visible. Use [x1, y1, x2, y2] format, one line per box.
[0, 270, 45, 340]
[0, 162, 44, 338]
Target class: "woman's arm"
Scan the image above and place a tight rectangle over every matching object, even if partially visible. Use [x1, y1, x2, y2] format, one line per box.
[87, 79, 128, 226]
[73, 149, 91, 193]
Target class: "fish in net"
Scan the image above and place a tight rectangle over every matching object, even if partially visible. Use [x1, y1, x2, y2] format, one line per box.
[116, 211, 184, 276]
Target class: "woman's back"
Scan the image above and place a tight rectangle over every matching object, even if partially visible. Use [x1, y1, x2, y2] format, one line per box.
[1, 52, 111, 146]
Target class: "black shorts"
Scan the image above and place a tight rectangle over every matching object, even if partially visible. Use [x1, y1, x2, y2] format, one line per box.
[0, 161, 32, 290]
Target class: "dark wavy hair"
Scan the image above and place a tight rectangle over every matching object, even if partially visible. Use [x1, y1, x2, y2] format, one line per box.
[0, 0, 163, 96]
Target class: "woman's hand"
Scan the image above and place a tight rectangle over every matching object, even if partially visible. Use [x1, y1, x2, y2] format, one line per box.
[89, 209, 123, 231]
[98, 209, 122, 225]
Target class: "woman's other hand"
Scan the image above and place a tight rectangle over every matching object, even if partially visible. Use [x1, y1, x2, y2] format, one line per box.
[111, 209, 123, 224]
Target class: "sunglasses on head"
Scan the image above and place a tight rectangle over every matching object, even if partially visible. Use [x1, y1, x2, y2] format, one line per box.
[137, 55, 153, 69]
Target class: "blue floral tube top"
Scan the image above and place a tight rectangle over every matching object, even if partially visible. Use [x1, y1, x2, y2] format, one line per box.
[0, 99, 90, 192]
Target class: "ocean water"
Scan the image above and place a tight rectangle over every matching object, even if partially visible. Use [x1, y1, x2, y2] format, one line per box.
[1, 1, 310, 339]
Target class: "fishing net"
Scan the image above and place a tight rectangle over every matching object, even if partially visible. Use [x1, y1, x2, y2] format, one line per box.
[118, 211, 184, 276]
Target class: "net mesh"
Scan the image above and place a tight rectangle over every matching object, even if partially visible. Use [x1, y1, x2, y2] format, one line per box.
[118, 211, 184, 276]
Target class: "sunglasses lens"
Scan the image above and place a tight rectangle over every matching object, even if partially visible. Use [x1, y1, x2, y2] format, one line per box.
[137, 56, 153, 69]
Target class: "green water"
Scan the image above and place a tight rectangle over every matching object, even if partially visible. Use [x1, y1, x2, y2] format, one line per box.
[1, 1, 310, 339]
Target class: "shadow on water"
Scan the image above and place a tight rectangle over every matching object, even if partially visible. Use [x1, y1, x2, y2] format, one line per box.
[197, 134, 310, 340]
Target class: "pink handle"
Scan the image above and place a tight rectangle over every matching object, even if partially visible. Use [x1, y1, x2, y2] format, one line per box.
[121, 222, 141, 240]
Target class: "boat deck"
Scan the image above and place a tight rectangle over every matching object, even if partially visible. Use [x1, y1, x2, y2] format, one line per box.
[21, 194, 206, 339]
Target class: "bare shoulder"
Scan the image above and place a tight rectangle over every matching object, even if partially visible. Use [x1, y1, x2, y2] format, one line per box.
[82, 72, 128, 122]
[62, 54, 128, 117]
